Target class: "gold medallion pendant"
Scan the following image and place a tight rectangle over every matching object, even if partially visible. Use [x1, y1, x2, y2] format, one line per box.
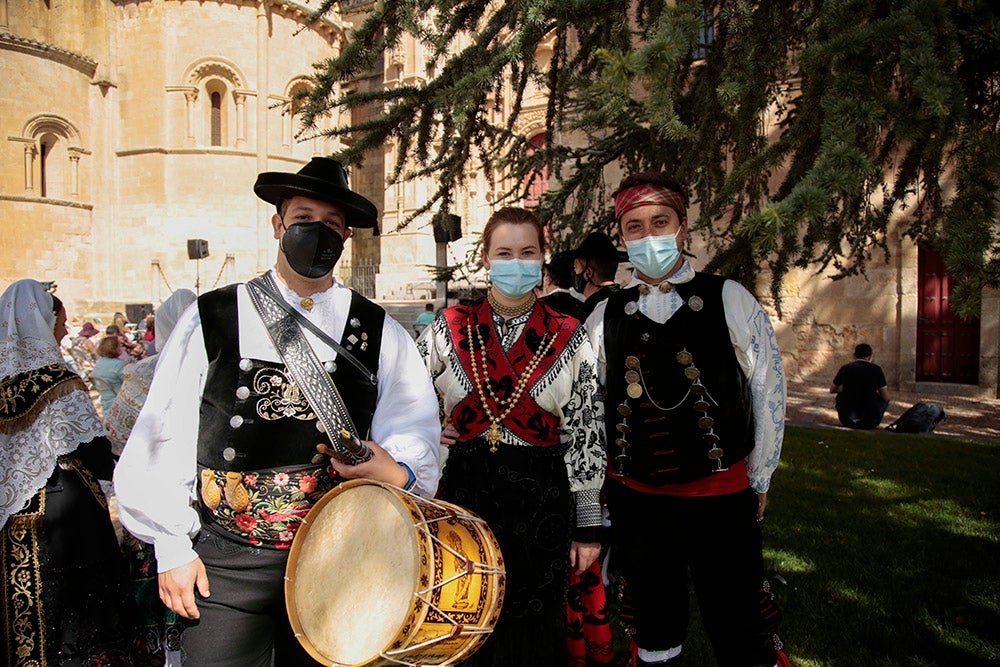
[486, 423, 502, 452]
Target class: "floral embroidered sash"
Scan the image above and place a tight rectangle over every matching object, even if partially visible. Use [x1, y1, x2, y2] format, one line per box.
[198, 464, 338, 548]
[445, 299, 574, 447]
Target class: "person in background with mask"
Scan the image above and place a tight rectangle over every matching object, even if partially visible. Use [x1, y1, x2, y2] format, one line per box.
[114, 157, 441, 666]
[585, 172, 790, 667]
[417, 206, 606, 666]
[570, 231, 623, 320]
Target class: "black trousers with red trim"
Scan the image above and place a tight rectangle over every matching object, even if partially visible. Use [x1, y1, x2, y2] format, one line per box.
[605, 481, 782, 667]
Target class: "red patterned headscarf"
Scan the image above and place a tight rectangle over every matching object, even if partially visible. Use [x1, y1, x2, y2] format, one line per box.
[613, 183, 687, 223]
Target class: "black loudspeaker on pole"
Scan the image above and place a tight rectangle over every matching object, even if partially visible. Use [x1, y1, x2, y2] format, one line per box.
[187, 239, 209, 295]
[187, 239, 209, 260]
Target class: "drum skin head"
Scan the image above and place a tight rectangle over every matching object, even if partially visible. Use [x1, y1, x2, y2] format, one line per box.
[287, 479, 505, 666]
[287, 483, 418, 665]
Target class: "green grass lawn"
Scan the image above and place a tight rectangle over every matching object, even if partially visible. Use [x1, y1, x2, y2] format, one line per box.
[609, 426, 1000, 666]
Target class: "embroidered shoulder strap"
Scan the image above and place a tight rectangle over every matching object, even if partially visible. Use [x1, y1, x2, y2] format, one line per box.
[245, 273, 373, 465]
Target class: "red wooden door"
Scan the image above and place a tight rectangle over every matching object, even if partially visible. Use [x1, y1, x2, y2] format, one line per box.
[523, 133, 549, 208]
[916, 247, 980, 383]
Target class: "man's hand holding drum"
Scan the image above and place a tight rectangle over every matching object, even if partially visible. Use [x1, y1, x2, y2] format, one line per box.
[317, 438, 412, 490]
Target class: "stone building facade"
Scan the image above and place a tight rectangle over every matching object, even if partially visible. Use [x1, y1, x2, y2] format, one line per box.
[1, 0, 996, 397]
[1, 0, 362, 315]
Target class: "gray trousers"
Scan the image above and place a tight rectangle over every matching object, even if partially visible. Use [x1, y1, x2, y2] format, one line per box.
[179, 531, 321, 667]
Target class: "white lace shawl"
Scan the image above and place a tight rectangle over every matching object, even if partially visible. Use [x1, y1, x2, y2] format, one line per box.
[0, 279, 107, 528]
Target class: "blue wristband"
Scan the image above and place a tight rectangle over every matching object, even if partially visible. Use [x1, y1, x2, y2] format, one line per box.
[397, 462, 416, 491]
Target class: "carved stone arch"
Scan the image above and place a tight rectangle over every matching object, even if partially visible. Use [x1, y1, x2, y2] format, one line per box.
[284, 76, 314, 99]
[21, 114, 84, 198]
[282, 77, 323, 155]
[23, 114, 80, 144]
[512, 108, 548, 139]
[183, 56, 246, 89]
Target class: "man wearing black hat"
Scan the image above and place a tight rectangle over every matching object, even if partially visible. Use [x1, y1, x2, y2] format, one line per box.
[570, 232, 623, 320]
[115, 158, 441, 665]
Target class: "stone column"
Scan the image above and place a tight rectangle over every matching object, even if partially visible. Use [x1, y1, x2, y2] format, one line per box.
[183, 88, 199, 146]
[69, 150, 81, 196]
[24, 143, 36, 192]
[256, 1, 271, 271]
[281, 98, 291, 150]
[234, 91, 247, 147]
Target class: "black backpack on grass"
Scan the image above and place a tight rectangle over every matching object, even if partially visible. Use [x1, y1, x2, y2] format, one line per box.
[887, 402, 946, 433]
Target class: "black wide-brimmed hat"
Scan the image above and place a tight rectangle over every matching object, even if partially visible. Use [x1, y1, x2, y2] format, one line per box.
[254, 157, 379, 230]
[570, 232, 628, 263]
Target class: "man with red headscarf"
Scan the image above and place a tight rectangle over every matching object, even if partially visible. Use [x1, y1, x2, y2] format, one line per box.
[585, 172, 789, 666]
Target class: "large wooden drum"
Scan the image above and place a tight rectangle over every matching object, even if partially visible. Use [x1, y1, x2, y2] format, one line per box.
[285, 479, 505, 666]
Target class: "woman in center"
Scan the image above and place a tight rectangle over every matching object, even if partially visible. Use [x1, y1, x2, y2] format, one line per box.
[418, 206, 606, 666]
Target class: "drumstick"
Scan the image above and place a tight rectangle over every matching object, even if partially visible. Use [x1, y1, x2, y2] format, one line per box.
[313, 429, 374, 466]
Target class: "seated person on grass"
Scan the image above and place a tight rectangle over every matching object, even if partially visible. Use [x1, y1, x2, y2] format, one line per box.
[830, 343, 890, 430]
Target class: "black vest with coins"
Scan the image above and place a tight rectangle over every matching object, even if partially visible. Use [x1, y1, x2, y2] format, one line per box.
[196, 284, 384, 471]
[603, 272, 754, 486]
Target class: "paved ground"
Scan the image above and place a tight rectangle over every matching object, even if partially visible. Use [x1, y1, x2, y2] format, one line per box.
[784, 379, 999, 442]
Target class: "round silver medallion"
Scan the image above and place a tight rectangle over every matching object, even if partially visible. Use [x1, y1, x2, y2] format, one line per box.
[222, 447, 237, 462]
[239, 358, 253, 372]
[323, 360, 338, 373]
[235, 386, 250, 400]
[624, 301, 639, 315]
[315, 420, 326, 433]
[229, 415, 244, 429]
[688, 296, 704, 312]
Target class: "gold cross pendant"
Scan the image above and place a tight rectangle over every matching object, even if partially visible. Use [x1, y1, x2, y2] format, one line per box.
[486, 423, 501, 452]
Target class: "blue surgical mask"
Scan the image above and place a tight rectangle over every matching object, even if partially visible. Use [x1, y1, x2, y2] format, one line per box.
[489, 259, 543, 298]
[625, 233, 680, 279]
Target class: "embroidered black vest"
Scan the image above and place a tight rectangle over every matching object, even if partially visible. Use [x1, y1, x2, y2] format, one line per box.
[603, 273, 754, 486]
[196, 284, 384, 471]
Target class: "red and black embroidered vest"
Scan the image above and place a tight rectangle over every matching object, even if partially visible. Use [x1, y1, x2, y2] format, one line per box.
[445, 298, 577, 447]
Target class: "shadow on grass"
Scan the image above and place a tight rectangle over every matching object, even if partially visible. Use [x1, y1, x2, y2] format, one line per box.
[604, 427, 1000, 666]
[763, 427, 1000, 666]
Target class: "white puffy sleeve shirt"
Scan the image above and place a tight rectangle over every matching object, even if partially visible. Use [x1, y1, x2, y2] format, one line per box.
[114, 272, 442, 572]
[418, 308, 606, 530]
[586, 261, 785, 493]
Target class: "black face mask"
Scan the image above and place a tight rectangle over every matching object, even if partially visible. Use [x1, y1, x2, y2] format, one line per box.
[280, 221, 345, 278]
[572, 265, 590, 294]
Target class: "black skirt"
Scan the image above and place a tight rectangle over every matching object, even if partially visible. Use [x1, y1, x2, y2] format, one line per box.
[1, 443, 130, 666]
[439, 438, 571, 667]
